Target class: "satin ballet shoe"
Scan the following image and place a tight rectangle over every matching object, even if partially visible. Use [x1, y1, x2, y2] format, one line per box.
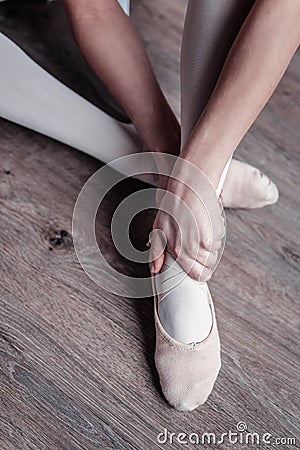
[152, 272, 221, 412]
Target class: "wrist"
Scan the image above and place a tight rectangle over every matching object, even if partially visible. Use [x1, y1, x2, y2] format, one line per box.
[180, 146, 226, 190]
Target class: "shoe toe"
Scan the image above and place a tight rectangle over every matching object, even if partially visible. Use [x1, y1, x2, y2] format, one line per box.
[155, 330, 221, 412]
[161, 358, 221, 411]
[169, 381, 216, 412]
[265, 181, 279, 205]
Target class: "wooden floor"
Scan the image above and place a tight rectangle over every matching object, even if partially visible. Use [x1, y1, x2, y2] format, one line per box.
[1, 1, 299, 449]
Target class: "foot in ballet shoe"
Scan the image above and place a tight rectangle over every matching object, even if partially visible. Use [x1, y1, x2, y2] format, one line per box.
[222, 160, 279, 209]
[151, 255, 221, 411]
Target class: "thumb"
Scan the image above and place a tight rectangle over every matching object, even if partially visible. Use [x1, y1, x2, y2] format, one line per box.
[150, 252, 165, 274]
[149, 228, 166, 274]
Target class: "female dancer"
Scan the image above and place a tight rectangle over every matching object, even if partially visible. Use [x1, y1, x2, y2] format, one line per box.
[1, 0, 299, 410]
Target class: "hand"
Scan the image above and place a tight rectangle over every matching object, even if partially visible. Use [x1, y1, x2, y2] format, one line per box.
[149, 158, 225, 281]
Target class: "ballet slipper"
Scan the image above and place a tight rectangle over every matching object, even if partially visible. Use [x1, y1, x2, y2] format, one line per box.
[149, 159, 226, 411]
[222, 160, 279, 209]
[152, 273, 221, 412]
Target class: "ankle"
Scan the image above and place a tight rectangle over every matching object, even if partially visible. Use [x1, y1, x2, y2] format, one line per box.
[143, 109, 181, 157]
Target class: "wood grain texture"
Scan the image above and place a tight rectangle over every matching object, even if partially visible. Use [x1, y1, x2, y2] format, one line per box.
[0, 0, 299, 449]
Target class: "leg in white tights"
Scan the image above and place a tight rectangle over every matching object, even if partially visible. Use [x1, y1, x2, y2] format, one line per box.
[0, 31, 142, 165]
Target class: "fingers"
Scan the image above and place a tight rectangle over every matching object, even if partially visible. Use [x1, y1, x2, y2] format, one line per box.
[177, 257, 212, 282]
[148, 189, 226, 277]
[149, 227, 167, 274]
[150, 252, 165, 274]
[173, 246, 218, 281]
[195, 248, 219, 269]
[196, 211, 225, 251]
[149, 242, 219, 280]
[209, 239, 223, 252]
[149, 227, 222, 277]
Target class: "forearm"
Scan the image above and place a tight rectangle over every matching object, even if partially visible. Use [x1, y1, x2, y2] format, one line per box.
[63, 0, 179, 152]
[181, 0, 300, 188]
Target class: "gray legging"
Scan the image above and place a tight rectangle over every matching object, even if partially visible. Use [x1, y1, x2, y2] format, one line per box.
[0, 0, 254, 187]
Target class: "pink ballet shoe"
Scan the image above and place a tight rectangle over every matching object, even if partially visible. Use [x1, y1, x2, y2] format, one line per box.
[152, 275, 221, 411]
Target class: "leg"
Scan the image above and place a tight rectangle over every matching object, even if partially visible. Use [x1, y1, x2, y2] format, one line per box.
[154, 0, 261, 412]
[156, 0, 300, 410]
[0, 0, 177, 184]
[63, 0, 180, 160]
[0, 32, 141, 163]
[158, 0, 255, 348]
[181, 0, 278, 209]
